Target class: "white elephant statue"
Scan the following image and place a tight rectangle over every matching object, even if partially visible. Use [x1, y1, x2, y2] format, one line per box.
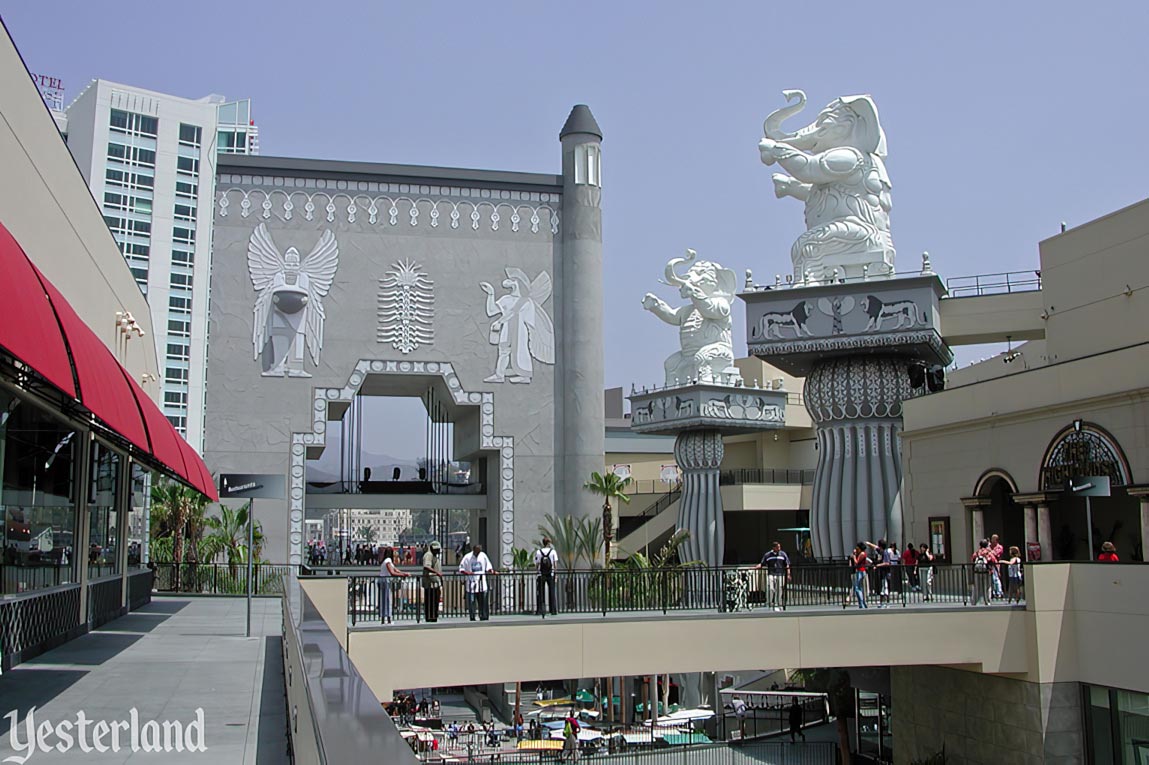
[759, 90, 895, 284]
[642, 250, 743, 388]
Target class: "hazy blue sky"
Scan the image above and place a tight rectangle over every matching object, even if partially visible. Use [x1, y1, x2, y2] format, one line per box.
[4, 1, 1147, 414]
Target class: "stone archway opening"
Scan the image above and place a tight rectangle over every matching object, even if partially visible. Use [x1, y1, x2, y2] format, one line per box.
[974, 470, 1024, 555]
[286, 359, 514, 567]
[1040, 422, 1139, 560]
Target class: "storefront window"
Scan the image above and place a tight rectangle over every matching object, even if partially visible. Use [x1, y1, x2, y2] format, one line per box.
[1085, 685, 1149, 764]
[88, 441, 122, 579]
[0, 390, 78, 594]
[128, 463, 149, 568]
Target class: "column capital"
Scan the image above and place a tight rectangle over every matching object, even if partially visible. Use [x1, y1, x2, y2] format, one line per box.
[960, 496, 992, 509]
[1011, 491, 1062, 506]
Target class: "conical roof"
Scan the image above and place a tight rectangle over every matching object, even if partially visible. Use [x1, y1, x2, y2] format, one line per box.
[559, 104, 602, 140]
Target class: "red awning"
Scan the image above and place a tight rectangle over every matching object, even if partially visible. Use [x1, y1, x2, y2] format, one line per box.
[36, 271, 152, 454]
[0, 223, 77, 397]
[0, 220, 214, 500]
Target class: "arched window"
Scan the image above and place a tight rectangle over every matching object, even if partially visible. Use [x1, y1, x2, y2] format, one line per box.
[1040, 422, 1131, 491]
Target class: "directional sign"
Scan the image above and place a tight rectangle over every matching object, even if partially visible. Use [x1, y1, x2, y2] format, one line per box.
[1066, 475, 1111, 498]
[218, 473, 285, 500]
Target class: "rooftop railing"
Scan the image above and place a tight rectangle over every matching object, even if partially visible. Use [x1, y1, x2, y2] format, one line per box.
[944, 270, 1042, 297]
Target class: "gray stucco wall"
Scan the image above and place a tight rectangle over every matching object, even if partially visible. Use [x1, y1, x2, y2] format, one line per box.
[892, 665, 1083, 764]
[203, 162, 600, 565]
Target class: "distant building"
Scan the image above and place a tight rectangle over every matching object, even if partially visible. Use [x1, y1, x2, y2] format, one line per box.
[61, 80, 258, 448]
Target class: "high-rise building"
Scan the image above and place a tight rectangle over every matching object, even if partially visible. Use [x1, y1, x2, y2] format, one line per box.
[61, 80, 258, 448]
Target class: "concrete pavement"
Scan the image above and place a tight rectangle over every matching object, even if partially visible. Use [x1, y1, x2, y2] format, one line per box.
[0, 597, 288, 763]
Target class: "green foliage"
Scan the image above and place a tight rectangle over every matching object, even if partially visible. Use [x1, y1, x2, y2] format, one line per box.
[587, 529, 702, 610]
[537, 513, 602, 570]
[582, 471, 632, 507]
[149, 478, 209, 565]
[204, 501, 266, 570]
[359, 525, 378, 545]
[511, 547, 533, 571]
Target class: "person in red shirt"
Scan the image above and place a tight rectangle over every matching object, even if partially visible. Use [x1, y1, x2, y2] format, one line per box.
[901, 543, 920, 592]
[1098, 541, 1119, 562]
[851, 542, 869, 609]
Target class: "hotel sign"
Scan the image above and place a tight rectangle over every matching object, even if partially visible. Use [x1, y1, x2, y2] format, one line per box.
[30, 72, 64, 110]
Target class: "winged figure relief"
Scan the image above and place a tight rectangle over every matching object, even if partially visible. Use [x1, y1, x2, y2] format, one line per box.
[479, 268, 555, 384]
[247, 223, 340, 377]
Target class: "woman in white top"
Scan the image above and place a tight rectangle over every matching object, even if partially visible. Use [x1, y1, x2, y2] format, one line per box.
[378, 547, 410, 624]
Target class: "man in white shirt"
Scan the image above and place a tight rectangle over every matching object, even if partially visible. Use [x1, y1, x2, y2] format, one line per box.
[534, 537, 559, 616]
[458, 544, 497, 621]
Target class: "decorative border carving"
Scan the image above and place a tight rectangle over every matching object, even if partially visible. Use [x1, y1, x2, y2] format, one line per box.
[218, 184, 560, 236]
[749, 329, 952, 363]
[288, 359, 514, 567]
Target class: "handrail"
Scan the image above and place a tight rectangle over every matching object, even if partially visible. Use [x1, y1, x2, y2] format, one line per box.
[719, 468, 815, 486]
[945, 270, 1042, 298]
[347, 562, 1022, 624]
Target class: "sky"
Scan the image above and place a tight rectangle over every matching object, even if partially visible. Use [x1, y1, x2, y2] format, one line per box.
[3, 1, 1148, 442]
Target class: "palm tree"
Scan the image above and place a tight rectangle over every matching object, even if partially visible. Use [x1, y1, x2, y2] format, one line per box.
[150, 478, 208, 588]
[204, 502, 265, 576]
[359, 526, 378, 545]
[583, 472, 632, 567]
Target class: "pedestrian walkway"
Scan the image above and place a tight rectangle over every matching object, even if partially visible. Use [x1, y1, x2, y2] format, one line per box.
[0, 597, 287, 763]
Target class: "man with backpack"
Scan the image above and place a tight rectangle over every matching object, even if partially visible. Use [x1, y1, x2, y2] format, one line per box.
[535, 537, 559, 616]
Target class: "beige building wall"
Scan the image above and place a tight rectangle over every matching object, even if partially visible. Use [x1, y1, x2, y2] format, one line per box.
[902, 198, 1149, 562]
[0, 28, 159, 389]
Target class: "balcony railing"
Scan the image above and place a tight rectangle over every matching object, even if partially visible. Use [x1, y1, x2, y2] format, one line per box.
[151, 562, 292, 596]
[346, 562, 1018, 625]
[719, 468, 815, 486]
[945, 270, 1042, 298]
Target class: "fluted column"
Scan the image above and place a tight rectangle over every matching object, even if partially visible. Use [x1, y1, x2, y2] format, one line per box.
[804, 356, 914, 558]
[674, 430, 725, 566]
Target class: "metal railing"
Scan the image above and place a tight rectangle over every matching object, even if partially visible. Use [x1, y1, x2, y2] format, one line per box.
[0, 563, 73, 595]
[945, 270, 1042, 298]
[718, 468, 815, 486]
[420, 737, 837, 765]
[347, 563, 1019, 624]
[304, 479, 485, 495]
[623, 480, 681, 497]
[152, 562, 292, 596]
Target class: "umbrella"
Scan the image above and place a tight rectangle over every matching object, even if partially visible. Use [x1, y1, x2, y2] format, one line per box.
[575, 690, 596, 704]
[647, 708, 715, 726]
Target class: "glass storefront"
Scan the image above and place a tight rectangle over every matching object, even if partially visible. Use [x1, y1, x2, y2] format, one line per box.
[0, 389, 78, 594]
[128, 462, 149, 567]
[1085, 685, 1149, 764]
[88, 441, 121, 579]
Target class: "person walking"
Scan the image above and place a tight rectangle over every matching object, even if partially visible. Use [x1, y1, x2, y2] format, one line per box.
[865, 540, 892, 607]
[1098, 541, 1120, 561]
[917, 543, 935, 602]
[754, 541, 791, 611]
[422, 540, 444, 622]
[534, 537, 559, 616]
[851, 542, 869, 609]
[459, 544, 498, 621]
[971, 539, 997, 606]
[788, 698, 805, 742]
[378, 547, 410, 624]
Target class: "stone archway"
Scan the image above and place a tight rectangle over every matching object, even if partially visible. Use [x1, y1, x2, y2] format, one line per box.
[974, 469, 1024, 558]
[286, 359, 514, 566]
[1040, 421, 1136, 560]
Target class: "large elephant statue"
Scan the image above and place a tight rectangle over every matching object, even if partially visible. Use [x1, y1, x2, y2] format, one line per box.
[642, 250, 743, 388]
[759, 90, 895, 284]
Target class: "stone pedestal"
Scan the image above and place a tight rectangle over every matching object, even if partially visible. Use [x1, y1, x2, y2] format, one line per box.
[741, 275, 953, 559]
[629, 382, 787, 566]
